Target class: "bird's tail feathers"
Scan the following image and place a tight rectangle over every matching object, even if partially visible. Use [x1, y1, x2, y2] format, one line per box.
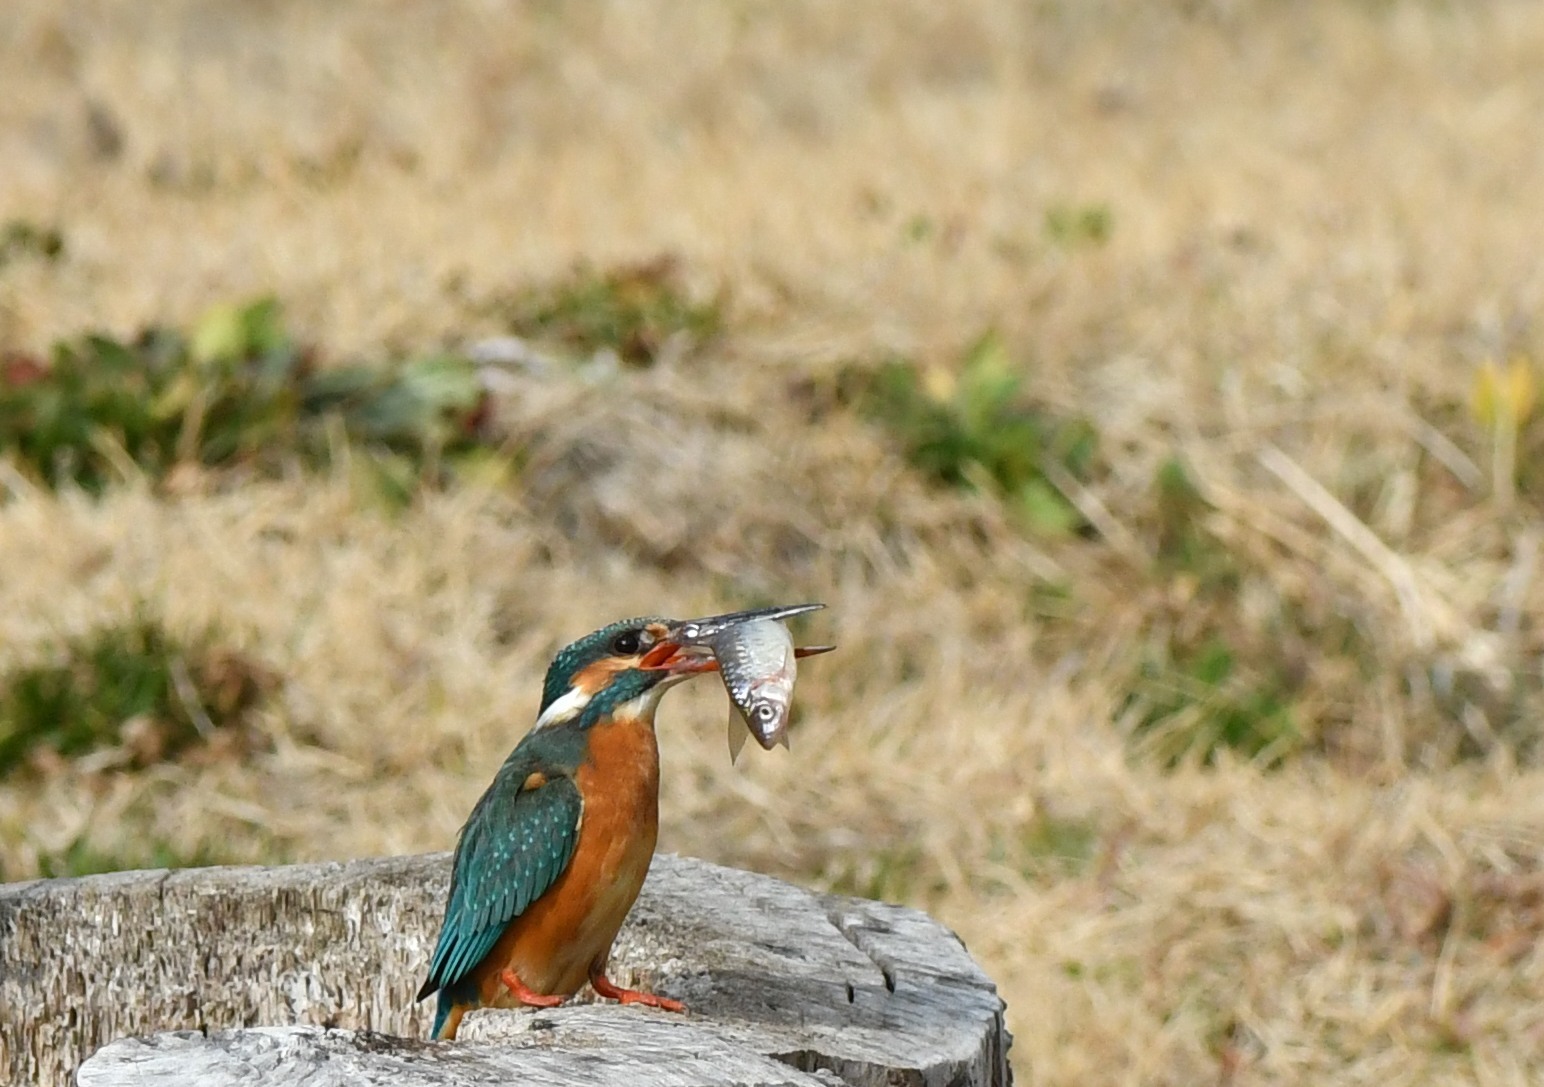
[431, 990, 466, 1040]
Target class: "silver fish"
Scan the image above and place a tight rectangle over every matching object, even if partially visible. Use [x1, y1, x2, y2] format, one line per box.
[716, 618, 798, 762]
[671, 603, 833, 762]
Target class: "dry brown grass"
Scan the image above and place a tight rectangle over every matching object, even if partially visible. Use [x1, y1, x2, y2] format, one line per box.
[5, 2, 1544, 1082]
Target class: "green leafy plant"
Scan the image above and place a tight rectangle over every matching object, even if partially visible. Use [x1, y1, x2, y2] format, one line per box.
[0, 298, 495, 496]
[0, 614, 274, 778]
[494, 257, 723, 366]
[856, 331, 1099, 536]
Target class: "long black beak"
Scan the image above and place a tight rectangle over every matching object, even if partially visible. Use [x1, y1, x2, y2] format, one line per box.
[671, 603, 825, 644]
[638, 603, 835, 672]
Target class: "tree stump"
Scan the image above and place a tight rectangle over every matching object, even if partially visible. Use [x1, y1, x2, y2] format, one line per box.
[0, 853, 1011, 1086]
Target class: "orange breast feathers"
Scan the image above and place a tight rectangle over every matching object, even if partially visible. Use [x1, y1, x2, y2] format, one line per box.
[471, 712, 661, 1005]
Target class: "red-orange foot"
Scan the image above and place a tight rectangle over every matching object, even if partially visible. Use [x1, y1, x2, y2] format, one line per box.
[500, 969, 565, 1008]
[590, 970, 686, 1012]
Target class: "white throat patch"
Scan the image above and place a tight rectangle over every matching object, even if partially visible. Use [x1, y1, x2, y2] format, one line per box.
[611, 684, 669, 724]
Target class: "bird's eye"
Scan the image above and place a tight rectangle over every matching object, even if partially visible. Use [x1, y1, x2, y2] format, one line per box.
[611, 630, 643, 656]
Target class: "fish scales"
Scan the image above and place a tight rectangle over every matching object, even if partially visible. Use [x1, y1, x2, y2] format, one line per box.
[705, 618, 798, 761]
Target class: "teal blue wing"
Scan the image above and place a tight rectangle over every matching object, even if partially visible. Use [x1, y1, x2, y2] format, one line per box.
[417, 768, 583, 1000]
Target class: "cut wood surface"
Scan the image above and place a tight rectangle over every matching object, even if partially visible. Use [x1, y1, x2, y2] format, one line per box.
[74, 1020, 853, 1087]
[0, 853, 1011, 1087]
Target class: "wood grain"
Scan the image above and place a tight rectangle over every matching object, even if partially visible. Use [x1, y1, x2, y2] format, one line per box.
[0, 853, 1011, 1086]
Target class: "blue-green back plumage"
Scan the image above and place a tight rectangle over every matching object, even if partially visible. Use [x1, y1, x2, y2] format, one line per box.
[418, 748, 583, 1023]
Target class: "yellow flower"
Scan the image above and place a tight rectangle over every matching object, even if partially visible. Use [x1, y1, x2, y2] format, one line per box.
[921, 364, 957, 404]
[1470, 357, 1537, 430]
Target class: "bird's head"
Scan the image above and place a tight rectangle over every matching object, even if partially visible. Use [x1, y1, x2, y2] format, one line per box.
[533, 605, 827, 731]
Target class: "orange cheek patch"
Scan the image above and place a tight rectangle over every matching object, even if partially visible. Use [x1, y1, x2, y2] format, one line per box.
[522, 771, 548, 791]
[573, 658, 631, 694]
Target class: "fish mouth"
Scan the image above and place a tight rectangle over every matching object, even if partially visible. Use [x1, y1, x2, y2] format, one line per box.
[637, 603, 835, 675]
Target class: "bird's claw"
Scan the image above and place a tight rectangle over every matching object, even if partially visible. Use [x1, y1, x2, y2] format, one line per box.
[617, 990, 686, 1013]
[590, 971, 686, 1012]
[500, 968, 565, 1008]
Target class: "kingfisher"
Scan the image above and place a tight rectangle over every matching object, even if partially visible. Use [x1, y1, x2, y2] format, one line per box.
[417, 606, 826, 1040]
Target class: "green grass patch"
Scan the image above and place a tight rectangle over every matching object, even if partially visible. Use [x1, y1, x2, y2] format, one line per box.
[0, 613, 274, 778]
[1044, 202, 1113, 247]
[0, 219, 65, 268]
[0, 297, 495, 498]
[1153, 457, 1238, 583]
[491, 257, 723, 367]
[1127, 635, 1303, 768]
[981, 809, 1105, 889]
[1020, 813, 1100, 874]
[1127, 458, 1306, 766]
[852, 331, 1100, 537]
[825, 843, 930, 903]
[981, 812, 1100, 890]
[36, 836, 238, 879]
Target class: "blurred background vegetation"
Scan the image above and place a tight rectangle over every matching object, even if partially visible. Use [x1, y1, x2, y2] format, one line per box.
[3, 2, 1544, 1083]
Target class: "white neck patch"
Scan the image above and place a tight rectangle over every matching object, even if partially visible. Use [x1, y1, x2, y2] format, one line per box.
[532, 685, 592, 731]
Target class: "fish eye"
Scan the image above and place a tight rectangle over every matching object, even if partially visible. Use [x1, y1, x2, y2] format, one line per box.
[611, 629, 644, 656]
[755, 704, 777, 721]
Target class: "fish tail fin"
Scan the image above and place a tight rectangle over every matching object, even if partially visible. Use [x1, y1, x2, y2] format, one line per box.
[726, 704, 748, 764]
